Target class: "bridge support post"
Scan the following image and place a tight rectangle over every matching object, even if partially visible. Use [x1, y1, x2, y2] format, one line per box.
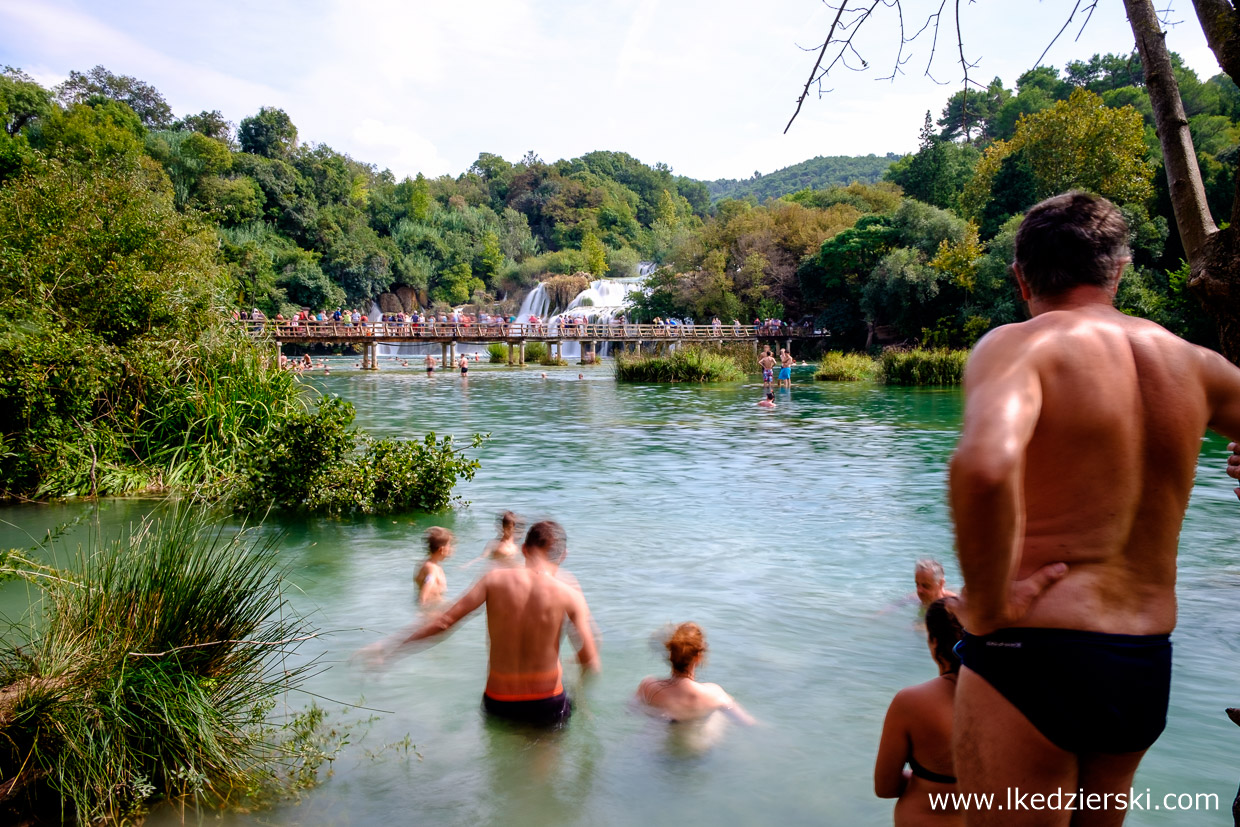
[519, 342, 526, 365]
[448, 341, 456, 367]
[440, 343, 448, 366]
[785, 338, 792, 354]
[507, 342, 515, 366]
[753, 339, 759, 355]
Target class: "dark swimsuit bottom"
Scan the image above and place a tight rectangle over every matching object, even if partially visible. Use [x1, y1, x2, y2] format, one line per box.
[957, 627, 1171, 754]
[908, 755, 956, 785]
[482, 692, 571, 727]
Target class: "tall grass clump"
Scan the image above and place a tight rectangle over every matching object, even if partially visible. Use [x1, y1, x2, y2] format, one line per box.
[815, 351, 878, 381]
[614, 346, 745, 383]
[486, 343, 507, 363]
[718, 343, 759, 373]
[0, 509, 330, 823]
[878, 348, 969, 385]
[522, 342, 548, 363]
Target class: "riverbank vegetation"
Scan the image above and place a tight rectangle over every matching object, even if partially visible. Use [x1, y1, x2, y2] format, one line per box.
[815, 352, 878, 381]
[0, 510, 336, 823]
[614, 347, 745, 383]
[878, 349, 969, 386]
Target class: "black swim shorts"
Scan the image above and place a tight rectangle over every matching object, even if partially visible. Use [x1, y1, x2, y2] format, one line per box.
[958, 627, 1171, 754]
[482, 692, 572, 728]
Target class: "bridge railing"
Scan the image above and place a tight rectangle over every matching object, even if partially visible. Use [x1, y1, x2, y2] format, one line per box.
[236, 320, 823, 340]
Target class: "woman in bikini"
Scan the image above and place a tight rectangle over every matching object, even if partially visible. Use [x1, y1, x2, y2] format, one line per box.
[874, 597, 964, 825]
[635, 622, 754, 725]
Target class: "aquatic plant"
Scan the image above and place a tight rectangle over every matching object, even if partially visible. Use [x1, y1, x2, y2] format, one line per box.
[718, 343, 760, 374]
[523, 342, 548, 362]
[878, 348, 968, 385]
[539, 355, 568, 367]
[237, 396, 485, 515]
[486, 343, 507, 363]
[615, 346, 745, 383]
[0, 509, 335, 824]
[815, 351, 878, 381]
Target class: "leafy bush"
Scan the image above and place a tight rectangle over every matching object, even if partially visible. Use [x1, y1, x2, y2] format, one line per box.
[615, 346, 745, 383]
[878, 348, 968, 385]
[815, 351, 878, 381]
[237, 396, 485, 515]
[0, 509, 333, 823]
[523, 341, 547, 362]
[487, 342, 507, 363]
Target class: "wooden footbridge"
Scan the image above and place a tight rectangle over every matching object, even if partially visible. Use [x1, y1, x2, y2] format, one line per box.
[239, 320, 830, 369]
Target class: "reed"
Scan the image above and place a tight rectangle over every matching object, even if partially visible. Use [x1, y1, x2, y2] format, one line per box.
[814, 351, 878, 381]
[0, 508, 329, 823]
[878, 348, 969, 385]
[614, 346, 745, 383]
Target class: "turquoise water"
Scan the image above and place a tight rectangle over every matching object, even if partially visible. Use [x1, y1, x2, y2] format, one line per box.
[3, 360, 1238, 825]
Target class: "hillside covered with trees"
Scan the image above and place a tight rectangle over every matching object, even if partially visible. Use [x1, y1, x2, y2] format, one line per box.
[705, 154, 898, 202]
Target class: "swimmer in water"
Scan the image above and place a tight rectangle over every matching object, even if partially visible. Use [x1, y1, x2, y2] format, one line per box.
[541, 372, 547, 379]
[874, 597, 965, 825]
[758, 392, 775, 409]
[913, 559, 956, 612]
[415, 526, 453, 605]
[465, 511, 523, 568]
[636, 623, 755, 724]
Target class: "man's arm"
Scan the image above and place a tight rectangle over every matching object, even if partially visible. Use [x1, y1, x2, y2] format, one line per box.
[403, 575, 488, 646]
[1202, 348, 1240, 500]
[950, 328, 1063, 634]
[565, 590, 600, 674]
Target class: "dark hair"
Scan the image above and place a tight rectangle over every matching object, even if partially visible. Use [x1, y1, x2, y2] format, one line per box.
[499, 511, 520, 533]
[425, 526, 453, 554]
[925, 597, 964, 674]
[666, 622, 706, 674]
[1014, 191, 1130, 296]
[523, 520, 566, 561]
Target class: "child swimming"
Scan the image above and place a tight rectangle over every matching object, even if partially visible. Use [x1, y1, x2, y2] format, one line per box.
[415, 526, 454, 605]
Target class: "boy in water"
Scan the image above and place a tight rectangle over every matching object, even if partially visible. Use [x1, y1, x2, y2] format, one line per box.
[758, 349, 776, 389]
[758, 392, 776, 409]
[415, 526, 454, 605]
[465, 511, 523, 569]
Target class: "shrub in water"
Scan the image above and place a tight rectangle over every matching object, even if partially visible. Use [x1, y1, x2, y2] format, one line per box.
[523, 342, 547, 362]
[487, 343, 507, 363]
[878, 348, 969, 385]
[815, 351, 878, 381]
[615, 346, 745, 383]
[237, 396, 485, 515]
[0, 509, 334, 823]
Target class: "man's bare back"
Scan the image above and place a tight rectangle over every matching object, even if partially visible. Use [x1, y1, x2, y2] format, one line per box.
[954, 302, 1240, 637]
[948, 193, 1240, 825]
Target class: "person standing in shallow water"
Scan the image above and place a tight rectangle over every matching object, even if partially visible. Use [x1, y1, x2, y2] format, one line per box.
[875, 598, 964, 826]
[360, 520, 599, 728]
[636, 622, 754, 725]
[948, 192, 1240, 824]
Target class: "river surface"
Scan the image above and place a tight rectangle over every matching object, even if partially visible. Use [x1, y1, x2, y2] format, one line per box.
[2, 360, 1238, 826]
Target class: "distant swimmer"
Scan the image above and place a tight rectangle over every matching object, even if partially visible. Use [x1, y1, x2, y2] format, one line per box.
[415, 526, 454, 606]
[914, 559, 956, 612]
[359, 520, 599, 728]
[465, 511, 523, 569]
[875, 598, 965, 825]
[636, 622, 754, 725]
[758, 392, 775, 409]
[541, 372, 548, 379]
[425, 353, 437, 375]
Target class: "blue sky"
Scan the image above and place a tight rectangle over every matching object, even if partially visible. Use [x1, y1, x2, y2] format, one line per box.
[0, 1, 1222, 181]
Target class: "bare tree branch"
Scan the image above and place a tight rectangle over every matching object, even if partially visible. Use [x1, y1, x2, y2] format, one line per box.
[786, 2, 850, 133]
[1034, 0, 1085, 70]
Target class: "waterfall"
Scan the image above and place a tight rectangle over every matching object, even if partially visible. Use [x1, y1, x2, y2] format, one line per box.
[517, 277, 645, 358]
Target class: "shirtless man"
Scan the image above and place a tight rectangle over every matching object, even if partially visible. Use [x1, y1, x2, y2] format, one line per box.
[759, 348, 776, 390]
[948, 192, 1240, 825]
[778, 347, 795, 389]
[425, 353, 437, 375]
[363, 520, 600, 727]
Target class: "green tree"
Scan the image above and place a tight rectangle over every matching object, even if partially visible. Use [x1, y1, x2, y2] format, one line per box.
[238, 107, 298, 160]
[56, 65, 173, 129]
[581, 231, 608, 277]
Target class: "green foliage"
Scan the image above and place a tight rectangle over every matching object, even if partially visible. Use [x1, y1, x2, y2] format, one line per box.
[878, 348, 969, 385]
[0, 508, 330, 822]
[522, 341, 548, 362]
[238, 107, 298, 159]
[237, 396, 485, 515]
[885, 114, 981, 211]
[487, 342, 508, 363]
[614, 346, 746, 383]
[55, 64, 173, 129]
[815, 351, 878, 381]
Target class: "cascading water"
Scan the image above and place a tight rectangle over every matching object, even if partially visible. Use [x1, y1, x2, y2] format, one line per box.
[517, 277, 646, 358]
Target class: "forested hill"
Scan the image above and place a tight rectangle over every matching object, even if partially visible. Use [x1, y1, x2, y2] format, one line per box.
[705, 154, 901, 202]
